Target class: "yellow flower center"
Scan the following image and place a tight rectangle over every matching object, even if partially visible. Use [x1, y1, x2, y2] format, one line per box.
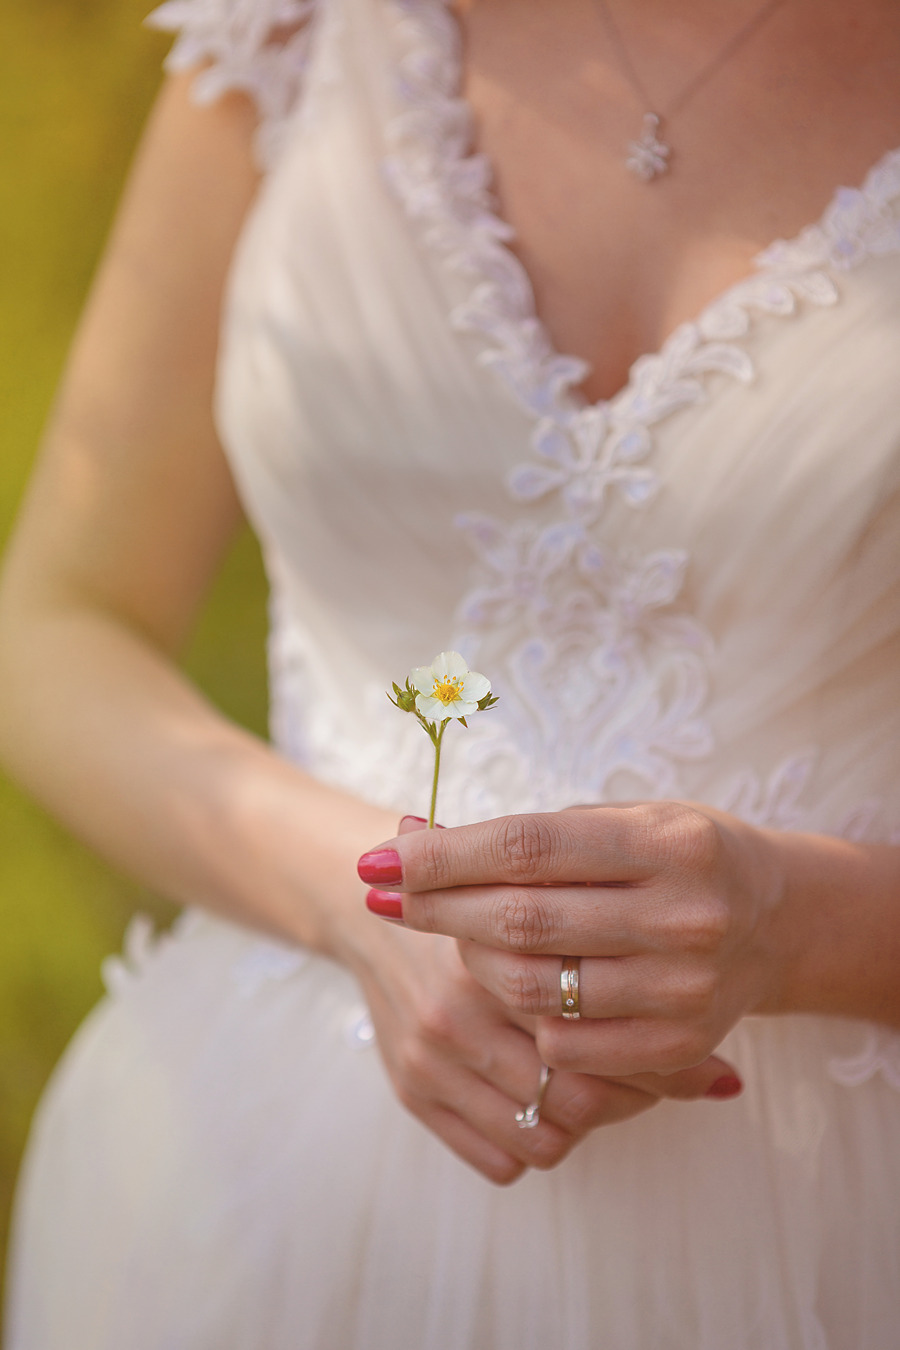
[432, 675, 465, 706]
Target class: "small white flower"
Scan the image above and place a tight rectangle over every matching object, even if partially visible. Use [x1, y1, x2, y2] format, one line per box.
[388, 652, 498, 828]
[409, 651, 491, 722]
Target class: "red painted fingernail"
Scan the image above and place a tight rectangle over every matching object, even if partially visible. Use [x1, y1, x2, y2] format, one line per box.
[357, 849, 402, 885]
[705, 1074, 743, 1100]
[365, 888, 404, 920]
[399, 816, 445, 829]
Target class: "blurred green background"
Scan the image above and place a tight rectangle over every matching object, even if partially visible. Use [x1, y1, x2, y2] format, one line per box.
[0, 0, 269, 1303]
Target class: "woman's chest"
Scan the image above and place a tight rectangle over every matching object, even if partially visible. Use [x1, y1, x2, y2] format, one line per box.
[455, 0, 900, 402]
[220, 0, 900, 546]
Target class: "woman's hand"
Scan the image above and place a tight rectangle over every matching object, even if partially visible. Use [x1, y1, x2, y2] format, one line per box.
[346, 815, 744, 1184]
[359, 802, 791, 1078]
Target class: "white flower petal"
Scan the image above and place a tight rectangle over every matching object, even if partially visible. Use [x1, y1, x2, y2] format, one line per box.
[461, 672, 490, 701]
[449, 701, 479, 719]
[410, 667, 436, 695]
[432, 651, 469, 679]
[415, 694, 445, 720]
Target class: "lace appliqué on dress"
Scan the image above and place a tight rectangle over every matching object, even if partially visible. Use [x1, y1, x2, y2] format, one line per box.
[101, 910, 205, 996]
[829, 1030, 900, 1093]
[101, 913, 163, 996]
[453, 518, 714, 809]
[717, 750, 822, 830]
[146, 0, 321, 167]
[104, 908, 309, 1000]
[232, 939, 308, 998]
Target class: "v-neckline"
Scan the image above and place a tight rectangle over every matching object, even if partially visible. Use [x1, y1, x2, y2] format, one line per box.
[385, 0, 900, 435]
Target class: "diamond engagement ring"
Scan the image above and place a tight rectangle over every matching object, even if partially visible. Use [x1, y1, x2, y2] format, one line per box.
[515, 1063, 552, 1129]
[560, 956, 581, 1019]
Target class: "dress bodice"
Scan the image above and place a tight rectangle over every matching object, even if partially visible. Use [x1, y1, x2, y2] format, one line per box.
[151, 0, 900, 841]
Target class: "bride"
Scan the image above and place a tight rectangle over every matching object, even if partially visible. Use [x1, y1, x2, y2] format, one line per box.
[2, 0, 899, 1344]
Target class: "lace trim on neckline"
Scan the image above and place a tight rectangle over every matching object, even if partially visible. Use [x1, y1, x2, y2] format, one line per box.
[385, 0, 900, 524]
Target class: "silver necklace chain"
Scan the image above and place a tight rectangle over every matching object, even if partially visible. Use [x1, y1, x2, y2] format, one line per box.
[593, 0, 787, 181]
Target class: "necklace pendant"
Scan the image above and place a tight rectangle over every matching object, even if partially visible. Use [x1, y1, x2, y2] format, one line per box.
[626, 113, 670, 182]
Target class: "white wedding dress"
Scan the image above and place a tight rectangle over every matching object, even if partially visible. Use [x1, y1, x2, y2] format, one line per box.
[6, 1, 900, 1346]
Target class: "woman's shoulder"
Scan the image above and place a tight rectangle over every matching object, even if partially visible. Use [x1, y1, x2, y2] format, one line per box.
[145, 0, 323, 168]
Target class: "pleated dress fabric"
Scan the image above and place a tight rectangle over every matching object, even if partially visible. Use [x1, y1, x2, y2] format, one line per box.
[6, 1, 900, 1346]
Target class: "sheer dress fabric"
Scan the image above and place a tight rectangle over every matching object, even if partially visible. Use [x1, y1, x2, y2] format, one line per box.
[6, 0, 900, 1346]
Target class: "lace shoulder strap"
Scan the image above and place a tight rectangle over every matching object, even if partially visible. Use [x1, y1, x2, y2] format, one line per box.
[145, 0, 320, 168]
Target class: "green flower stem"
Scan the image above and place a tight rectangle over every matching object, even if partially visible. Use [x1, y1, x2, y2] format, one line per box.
[428, 720, 448, 829]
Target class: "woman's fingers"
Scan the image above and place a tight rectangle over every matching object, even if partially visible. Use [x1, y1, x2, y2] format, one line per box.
[392, 1044, 574, 1173]
[380, 992, 653, 1172]
[410, 1076, 659, 1186]
[606, 1055, 742, 1101]
[388, 882, 648, 955]
[361, 803, 725, 958]
[362, 809, 754, 1091]
[361, 925, 663, 1177]
[354, 923, 579, 1179]
[413, 1103, 526, 1187]
[456, 944, 743, 1087]
[457, 942, 718, 1020]
[533, 1013, 724, 1078]
[453, 1021, 662, 1145]
[360, 805, 662, 892]
[357, 811, 738, 1184]
[537, 1069, 660, 1132]
[400, 1040, 738, 1188]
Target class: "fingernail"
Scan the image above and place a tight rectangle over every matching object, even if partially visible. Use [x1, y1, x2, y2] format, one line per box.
[357, 849, 402, 885]
[365, 888, 404, 920]
[705, 1074, 743, 1100]
[399, 816, 445, 829]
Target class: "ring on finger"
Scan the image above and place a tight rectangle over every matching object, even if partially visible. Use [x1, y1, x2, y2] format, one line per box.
[515, 1063, 552, 1129]
[560, 956, 581, 1020]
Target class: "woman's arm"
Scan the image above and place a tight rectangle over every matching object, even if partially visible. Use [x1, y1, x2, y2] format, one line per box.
[0, 72, 402, 958]
[361, 803, 900, 1077]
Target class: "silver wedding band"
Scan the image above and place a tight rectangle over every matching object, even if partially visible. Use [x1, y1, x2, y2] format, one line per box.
[560, 956, 581, 1019]
[515, 1063, 552, 1129]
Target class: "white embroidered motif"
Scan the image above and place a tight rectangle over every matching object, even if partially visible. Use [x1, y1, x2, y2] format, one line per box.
[453, 519, 714, 807]
[829, 1028, 900, 1092]
[718, 750, 821, 830]
[101, 913, 161, 997]
[102, 910, 204, 996]
[232, 941, 308, 998]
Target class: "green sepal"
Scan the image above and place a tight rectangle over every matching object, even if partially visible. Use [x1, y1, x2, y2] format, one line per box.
[387, 680, 419, 714]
